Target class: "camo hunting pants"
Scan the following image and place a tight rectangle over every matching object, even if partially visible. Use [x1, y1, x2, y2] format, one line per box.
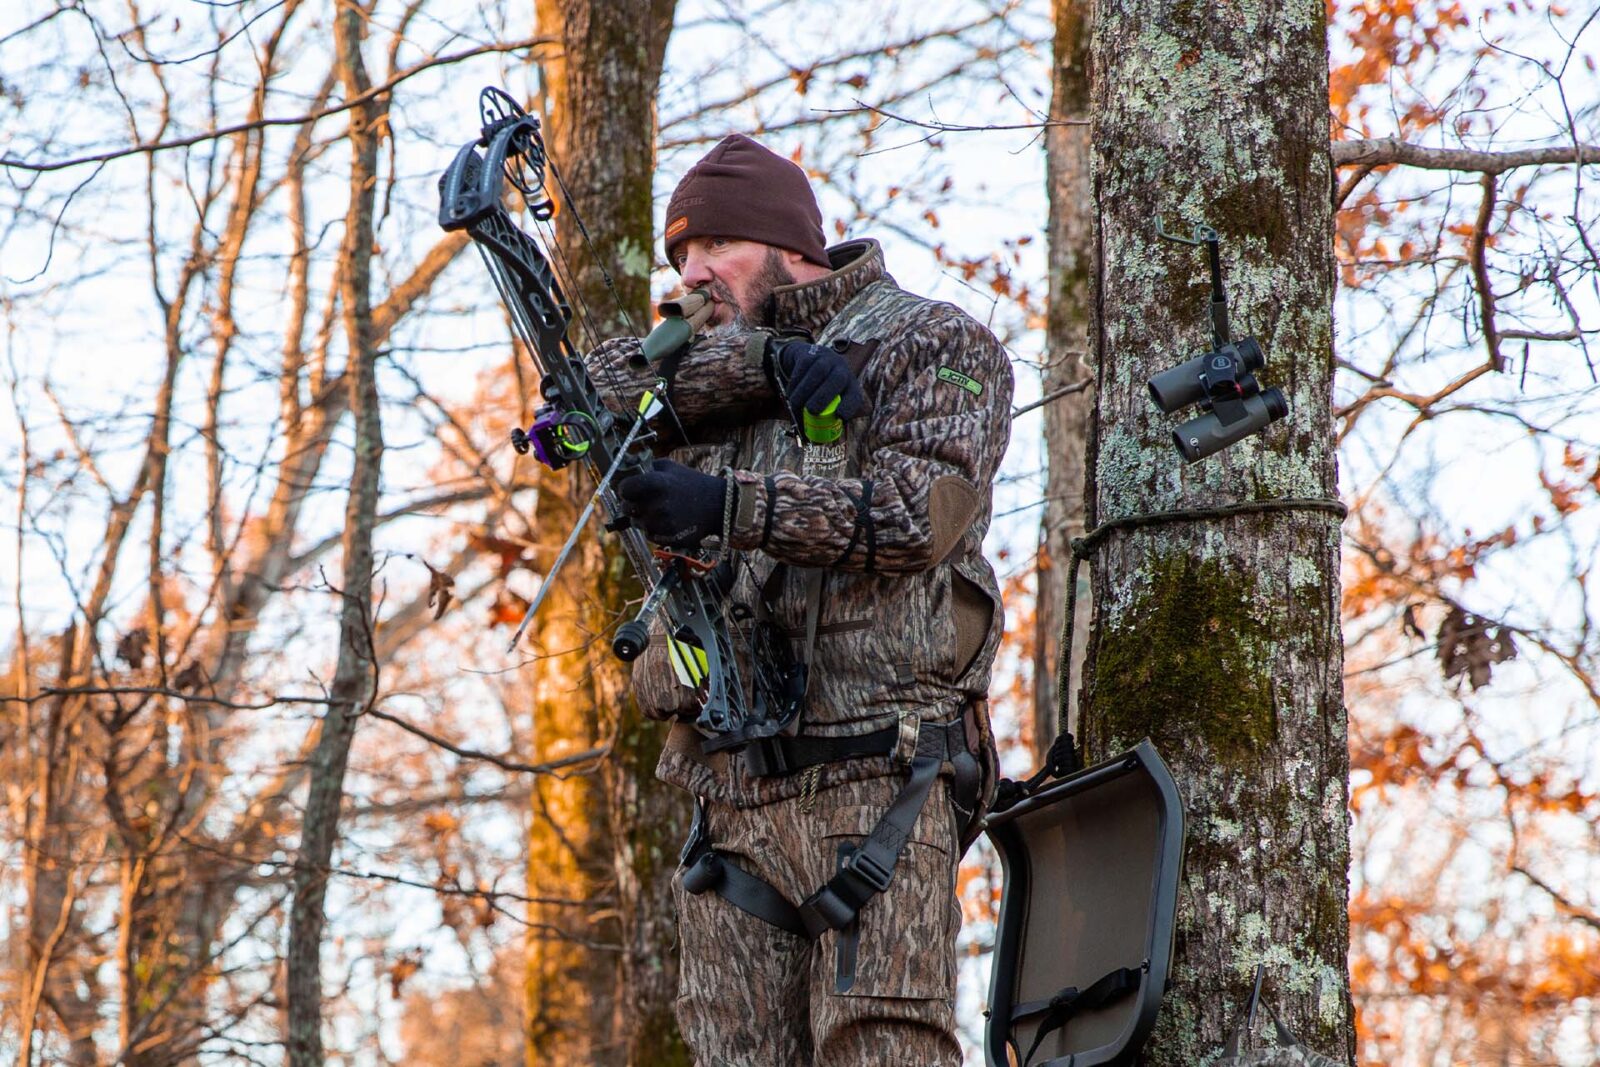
[672, 774, 963, 1067]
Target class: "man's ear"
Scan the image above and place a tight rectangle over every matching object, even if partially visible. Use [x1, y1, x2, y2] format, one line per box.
[781, 245, 832, 283]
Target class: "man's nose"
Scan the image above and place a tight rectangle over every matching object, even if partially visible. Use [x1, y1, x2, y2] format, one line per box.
[680, 252, 711, 290]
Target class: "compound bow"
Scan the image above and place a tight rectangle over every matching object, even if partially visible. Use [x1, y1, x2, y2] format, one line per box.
[438, 88, 800, 743]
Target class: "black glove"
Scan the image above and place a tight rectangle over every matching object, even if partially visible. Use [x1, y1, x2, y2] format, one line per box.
[616, 458, 727, 548]
[777, 340, 866, 422]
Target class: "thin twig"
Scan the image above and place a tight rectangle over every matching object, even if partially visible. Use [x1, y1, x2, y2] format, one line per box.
[1012, 376, 1092, 418]
[363, 705, 611, 778]
[0, 37, 551, 173]
[819, 98, 1088, 133]
[1512, 864, 1600, 932]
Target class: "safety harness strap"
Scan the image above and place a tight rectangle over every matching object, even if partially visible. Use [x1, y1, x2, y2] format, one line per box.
[738, 715, 966, 778]
[683, 719, 963, 941]
[795, 753, 939, 938]
[680, 845, 809, 938]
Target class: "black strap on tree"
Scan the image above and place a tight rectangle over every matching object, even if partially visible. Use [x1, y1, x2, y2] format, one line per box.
[1220, 964, 1343, 1066]
[1011, 963, 1146, 1067]
[993, 497, 1346, 811]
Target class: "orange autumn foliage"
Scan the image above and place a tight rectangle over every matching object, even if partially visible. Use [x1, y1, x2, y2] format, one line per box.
[1328, 0, 1471, 140]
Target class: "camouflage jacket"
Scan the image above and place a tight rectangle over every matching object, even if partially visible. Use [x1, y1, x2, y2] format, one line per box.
[586, 239, 1013, 806]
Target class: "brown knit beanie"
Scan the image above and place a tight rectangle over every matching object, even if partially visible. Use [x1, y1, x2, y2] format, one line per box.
[664, 135, 830, 271]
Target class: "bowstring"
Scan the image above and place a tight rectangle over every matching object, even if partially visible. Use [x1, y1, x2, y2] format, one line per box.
[523, 150, 697, 453]
[734, 551, 786, 713]
[484, 87, 631, 411]
[548, 156, 642, 340]
[541, 148, 697, 451]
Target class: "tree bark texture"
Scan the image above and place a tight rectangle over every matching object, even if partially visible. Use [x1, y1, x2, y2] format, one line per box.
[1034, 0, 1096, 762]
[285, 8, 385, 1064]
[525, 3, 684, 1065]
[1081, 2, 1353, 1063]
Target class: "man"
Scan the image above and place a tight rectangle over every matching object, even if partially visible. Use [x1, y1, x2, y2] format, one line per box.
[585, 134, 1012, 1066]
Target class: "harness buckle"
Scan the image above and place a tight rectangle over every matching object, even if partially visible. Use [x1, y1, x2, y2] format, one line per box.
[741, 737, 790, 777]
[845, 845, 895, 893]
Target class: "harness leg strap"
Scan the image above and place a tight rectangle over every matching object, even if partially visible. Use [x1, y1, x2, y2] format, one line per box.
[796, 754, 942, 939]
[677, 751, 946, 943]
[681, 848, 810, 938]
[678, 796, 809, 938]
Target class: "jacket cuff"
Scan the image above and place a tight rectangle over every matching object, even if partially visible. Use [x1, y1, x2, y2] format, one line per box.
[744, 330, 774, 372]
[729, 469, 772, 551]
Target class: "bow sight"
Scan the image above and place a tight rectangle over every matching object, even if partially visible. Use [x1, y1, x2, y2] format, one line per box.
[1148, 220, 1289, 462]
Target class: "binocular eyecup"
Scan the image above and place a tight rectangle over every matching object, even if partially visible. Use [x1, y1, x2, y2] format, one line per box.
[1147, 337, 1265, 413]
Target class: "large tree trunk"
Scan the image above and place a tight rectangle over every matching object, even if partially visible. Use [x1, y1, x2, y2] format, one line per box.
[1034, 0, 1096, 762]
[285, 6, 385, 1063]
[524, 3, 683, 1065]
[1080, 2, 1353, 1063]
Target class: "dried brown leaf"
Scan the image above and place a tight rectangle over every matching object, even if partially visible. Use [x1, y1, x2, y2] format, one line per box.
[1436, 606, 1518, 690]
[116, 627, 149, 667]
[424, 561, 455, 621]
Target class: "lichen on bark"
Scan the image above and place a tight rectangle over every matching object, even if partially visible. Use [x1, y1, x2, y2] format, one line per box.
[1079, 0, 1353, 1063]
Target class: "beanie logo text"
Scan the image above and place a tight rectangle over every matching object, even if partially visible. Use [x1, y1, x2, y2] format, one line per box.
[665, 216, 689, 239]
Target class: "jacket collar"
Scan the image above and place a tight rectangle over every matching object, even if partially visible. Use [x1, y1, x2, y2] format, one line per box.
[765, 238, 886, 337]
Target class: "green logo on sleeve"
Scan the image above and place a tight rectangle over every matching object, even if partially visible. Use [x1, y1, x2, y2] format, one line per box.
[937, 366, 984, 397]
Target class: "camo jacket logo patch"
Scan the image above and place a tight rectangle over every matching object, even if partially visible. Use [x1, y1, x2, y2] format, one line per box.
[937, 366, 983, 396]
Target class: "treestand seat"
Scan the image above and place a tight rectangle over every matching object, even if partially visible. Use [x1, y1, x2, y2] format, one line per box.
[983, 740, 1185, 1066]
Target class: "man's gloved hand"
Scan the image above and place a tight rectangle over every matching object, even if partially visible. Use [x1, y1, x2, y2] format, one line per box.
[616, 458, 726, 548]
[777, 340, 866, 423]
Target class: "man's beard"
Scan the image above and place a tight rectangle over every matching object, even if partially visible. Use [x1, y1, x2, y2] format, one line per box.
[706, 247, 796, 337]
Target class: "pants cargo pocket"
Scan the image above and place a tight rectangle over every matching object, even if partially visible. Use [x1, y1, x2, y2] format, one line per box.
[820, 791, 958, 1001]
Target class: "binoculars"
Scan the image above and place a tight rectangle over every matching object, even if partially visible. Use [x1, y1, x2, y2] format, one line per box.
[1147, 337, 1288, 463]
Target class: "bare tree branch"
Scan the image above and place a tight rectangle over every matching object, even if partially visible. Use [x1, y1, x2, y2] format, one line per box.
[1333, 137, 1600, 173]
[0, 37, 550, 174]
[363, 705, 611, 778]
[819, 99, 1087, 133]
[1512, 864, 1600, 932]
